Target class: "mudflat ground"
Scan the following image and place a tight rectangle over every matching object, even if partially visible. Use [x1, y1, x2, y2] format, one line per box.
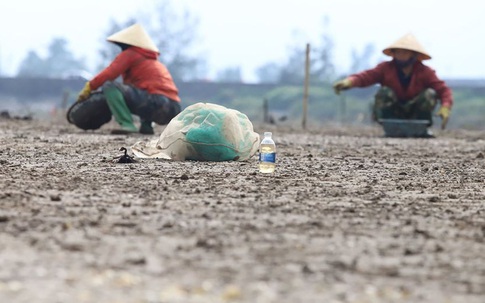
[0, 117, 484, 303]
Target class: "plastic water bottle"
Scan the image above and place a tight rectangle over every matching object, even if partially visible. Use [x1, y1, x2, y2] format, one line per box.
[259, 132, 276, 173]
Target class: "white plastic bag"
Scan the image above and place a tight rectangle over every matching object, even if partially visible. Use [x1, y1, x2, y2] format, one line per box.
[131, 103, 260, 161]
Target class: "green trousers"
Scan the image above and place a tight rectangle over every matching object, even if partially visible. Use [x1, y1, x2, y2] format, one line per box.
[373, 86, 438, 125]
[103, 84, 138, 132]
[102, 81, 181, 134]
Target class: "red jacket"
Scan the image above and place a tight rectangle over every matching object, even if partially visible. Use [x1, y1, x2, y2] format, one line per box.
[90, 46, 180, 102]
[348, 61, 453, 108]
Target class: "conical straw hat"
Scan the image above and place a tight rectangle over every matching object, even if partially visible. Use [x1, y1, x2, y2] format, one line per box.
[382, 33, 431, 60]
[107, 23, 159, 53]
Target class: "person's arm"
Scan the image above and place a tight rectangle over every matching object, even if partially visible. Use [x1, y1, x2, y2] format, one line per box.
[424, 67, 453, 129]
[89, 50, 135, 90]
[427, 71, 453, 109]
[333, 62, 387, 95]
[348, 62, 387, 87]
[76, 50, 135, 102]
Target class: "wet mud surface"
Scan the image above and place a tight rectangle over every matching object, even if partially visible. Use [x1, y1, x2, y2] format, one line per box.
[0, 118, 484, 303]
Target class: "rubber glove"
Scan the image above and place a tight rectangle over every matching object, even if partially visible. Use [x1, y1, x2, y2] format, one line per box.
[77, 82, 92, 102]
[333, 78, 352, 95]
[436, 106, 450, 130]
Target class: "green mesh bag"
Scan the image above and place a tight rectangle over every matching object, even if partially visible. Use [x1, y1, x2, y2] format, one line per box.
[132, 103, 260, 161]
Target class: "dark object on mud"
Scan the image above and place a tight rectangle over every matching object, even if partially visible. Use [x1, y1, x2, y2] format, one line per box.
[379, 119, 433, 138]
[268, 114, 288, 125]
[1, 111, 11, 119]
[1, 110, 32, 120]
[115, 147, 137, 163]
[18, 115, 32, 120]
[66, 92, 112, 130]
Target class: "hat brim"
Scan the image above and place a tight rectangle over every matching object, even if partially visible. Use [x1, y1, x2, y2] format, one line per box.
[383, 47, 431, 61]
[107, 24, 159, 53]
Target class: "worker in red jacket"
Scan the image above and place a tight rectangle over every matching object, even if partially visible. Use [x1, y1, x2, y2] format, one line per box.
[333, 33, 452, 130]
[77, 23, 181, 134]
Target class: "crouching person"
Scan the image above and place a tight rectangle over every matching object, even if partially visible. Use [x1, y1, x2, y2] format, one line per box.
[333, 33, 453, 131]
[76, 23, 181, 134]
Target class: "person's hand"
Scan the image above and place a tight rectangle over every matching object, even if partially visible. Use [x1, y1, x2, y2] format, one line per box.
[436, 106, 450, 130]
[77, 82, 92, 102]
[333, 78, 352, 95]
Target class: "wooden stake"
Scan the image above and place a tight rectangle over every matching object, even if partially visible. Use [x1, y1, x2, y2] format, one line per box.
[340, 93, 346, 125]
[302, 43, 310, 129]
[263, 98, 269, 123]
[61, 90, 70, 113]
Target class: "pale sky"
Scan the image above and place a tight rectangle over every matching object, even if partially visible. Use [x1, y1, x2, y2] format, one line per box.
[1, 0, 484, 82]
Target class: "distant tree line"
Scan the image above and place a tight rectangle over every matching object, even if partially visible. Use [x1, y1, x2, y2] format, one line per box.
[17, 38, 87, 79]
[13, 1, 377, 85]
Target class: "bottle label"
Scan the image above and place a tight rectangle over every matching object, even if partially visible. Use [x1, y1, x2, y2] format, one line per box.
[259, 152, 276, 163]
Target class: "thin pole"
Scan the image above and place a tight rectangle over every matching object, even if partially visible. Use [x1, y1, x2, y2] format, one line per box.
[302, 43, 310, 129]
[340, 93, 346, 125]
[61, 90, 70, 113]
[263, 98, 268, 123]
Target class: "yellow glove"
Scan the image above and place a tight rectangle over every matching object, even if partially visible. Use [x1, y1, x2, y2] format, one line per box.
[77, 82, 92, 102]
[333, 78, 352, 95]
[436, 106, 450, 130]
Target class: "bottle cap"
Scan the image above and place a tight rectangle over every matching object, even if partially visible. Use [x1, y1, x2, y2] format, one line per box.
[264, 132, 272, 137]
